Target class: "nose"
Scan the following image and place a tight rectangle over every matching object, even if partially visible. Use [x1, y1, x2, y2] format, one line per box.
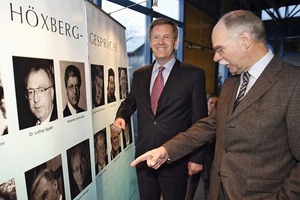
[158, 38, 164, 44]
[213, 52, 222, 62]
[33, 91, 39, 102]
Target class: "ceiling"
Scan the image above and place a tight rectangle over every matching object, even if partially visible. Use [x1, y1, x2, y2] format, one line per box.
[186, 0, 300, 57]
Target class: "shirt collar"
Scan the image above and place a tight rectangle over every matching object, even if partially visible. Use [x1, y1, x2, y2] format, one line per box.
[248, 49, 274, 79]
[67, 101, 77, 115]
[153, 57, 176, 73]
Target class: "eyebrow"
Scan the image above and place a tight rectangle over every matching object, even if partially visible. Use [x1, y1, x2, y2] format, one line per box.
[213, 45, 222, 50]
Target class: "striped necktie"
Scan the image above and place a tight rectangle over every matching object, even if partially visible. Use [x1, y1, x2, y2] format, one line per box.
[233, 71, 250, 111]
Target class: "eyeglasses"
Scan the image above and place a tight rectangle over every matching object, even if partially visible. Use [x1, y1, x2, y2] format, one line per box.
[151, 34, 175, 42]
[67, 84, 80, 92]
[73, 159, 87, 174]
[214, 38, 234, 56]
[25, 86, 52, 100]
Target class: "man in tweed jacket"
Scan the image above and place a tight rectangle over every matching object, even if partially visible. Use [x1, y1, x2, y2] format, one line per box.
[131, 10, 300, 200]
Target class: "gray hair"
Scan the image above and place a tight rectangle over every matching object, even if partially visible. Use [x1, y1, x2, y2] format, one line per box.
[220, 10, 265, 42]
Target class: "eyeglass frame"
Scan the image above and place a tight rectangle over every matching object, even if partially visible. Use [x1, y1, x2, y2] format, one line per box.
[214, 38, 235, 56]
[150, 34, 176, 42]
[67, 84, 80, 92]
[25, 86, 53, 100]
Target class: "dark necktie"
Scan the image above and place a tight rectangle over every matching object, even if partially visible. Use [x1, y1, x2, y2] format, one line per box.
[233, 71, 250, 110]
[151, 66, 165, 114]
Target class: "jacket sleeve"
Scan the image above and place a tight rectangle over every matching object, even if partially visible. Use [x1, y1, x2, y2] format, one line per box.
[116, 72, 138, 121]
[185, 67, 209, 164]
[164, 112, 216, 164]
[278, 78, 300, 199]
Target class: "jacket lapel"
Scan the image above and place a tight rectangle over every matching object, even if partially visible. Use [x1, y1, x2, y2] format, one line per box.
[230, 57, 281, 119]
[159, 60, 182, 99]
[141, 64, 154, 106]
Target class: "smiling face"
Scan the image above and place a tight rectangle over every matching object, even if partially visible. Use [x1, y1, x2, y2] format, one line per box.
[150, 24, 178, 65]
[110, 128, 120, 152]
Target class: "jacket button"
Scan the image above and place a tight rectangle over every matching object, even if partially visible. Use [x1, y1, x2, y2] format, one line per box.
[153, 121, 158, 125]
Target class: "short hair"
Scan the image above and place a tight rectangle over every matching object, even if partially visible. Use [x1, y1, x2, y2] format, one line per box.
[108, 68, 115, 78]
[206, 93, 218, 101]
[64, 65, 81, 88]
[31, 168, 56, 199]
[148, 18, 178, 39]
[91, 65, 103, 82]
[119, 68, 126, 78]
[25, 66, 54, 88]
[94, 129, 107, 148]
[220, 10, 265, 42]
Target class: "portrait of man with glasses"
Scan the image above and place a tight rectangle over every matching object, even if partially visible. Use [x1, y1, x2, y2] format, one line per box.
[25, 65, 57, 126]
[13, 56, 58, 130]
[62, 64, 86, 117]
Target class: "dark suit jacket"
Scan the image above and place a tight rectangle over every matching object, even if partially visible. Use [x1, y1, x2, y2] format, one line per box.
[63, 104, 85, 117]
[117, 59, 207, 176]
[164, 57, 300, 199]
[49, 103, 58, 121]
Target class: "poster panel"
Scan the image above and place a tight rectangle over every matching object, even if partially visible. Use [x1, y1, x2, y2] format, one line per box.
[0, 0, 138, 199]
[86, 2, 139, 200]
[0, 0, 96, 199]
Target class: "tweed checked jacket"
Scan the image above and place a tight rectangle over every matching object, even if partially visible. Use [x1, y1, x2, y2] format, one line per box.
[164, 57, 300, 199]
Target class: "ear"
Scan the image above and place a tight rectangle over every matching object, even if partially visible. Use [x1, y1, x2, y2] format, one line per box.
[174, 37, 179, 50]
[51, 87, 55, 101]
[53, 179, 59, 190]
[239, 31, 252, 49]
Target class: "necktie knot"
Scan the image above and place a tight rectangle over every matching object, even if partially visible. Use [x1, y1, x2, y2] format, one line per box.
[233, 71, 250, 111]
[158, 66, 164, 73]
[242, 71, 250, 83]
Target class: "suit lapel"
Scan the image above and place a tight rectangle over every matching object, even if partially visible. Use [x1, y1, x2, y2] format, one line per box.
[230, 57, 281, 119]
[159, 60, 182, 99]
[142, 64, 154, 106]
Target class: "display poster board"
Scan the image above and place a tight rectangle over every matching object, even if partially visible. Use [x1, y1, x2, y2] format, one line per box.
[0, 0, 138, 199]
[86, 2, 139, 200]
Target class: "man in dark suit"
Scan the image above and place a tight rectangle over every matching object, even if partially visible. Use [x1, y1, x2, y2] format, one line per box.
[119, 68, 128, 99]
[113, 18, 207, 200]
[107, 68, 117, 103]
[110, 124, 122, 160]
[94, 129, 108, 174]
[131, 10, 300, 200]
[63, 65, 85, 117]
[25, 66, 57, 126]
